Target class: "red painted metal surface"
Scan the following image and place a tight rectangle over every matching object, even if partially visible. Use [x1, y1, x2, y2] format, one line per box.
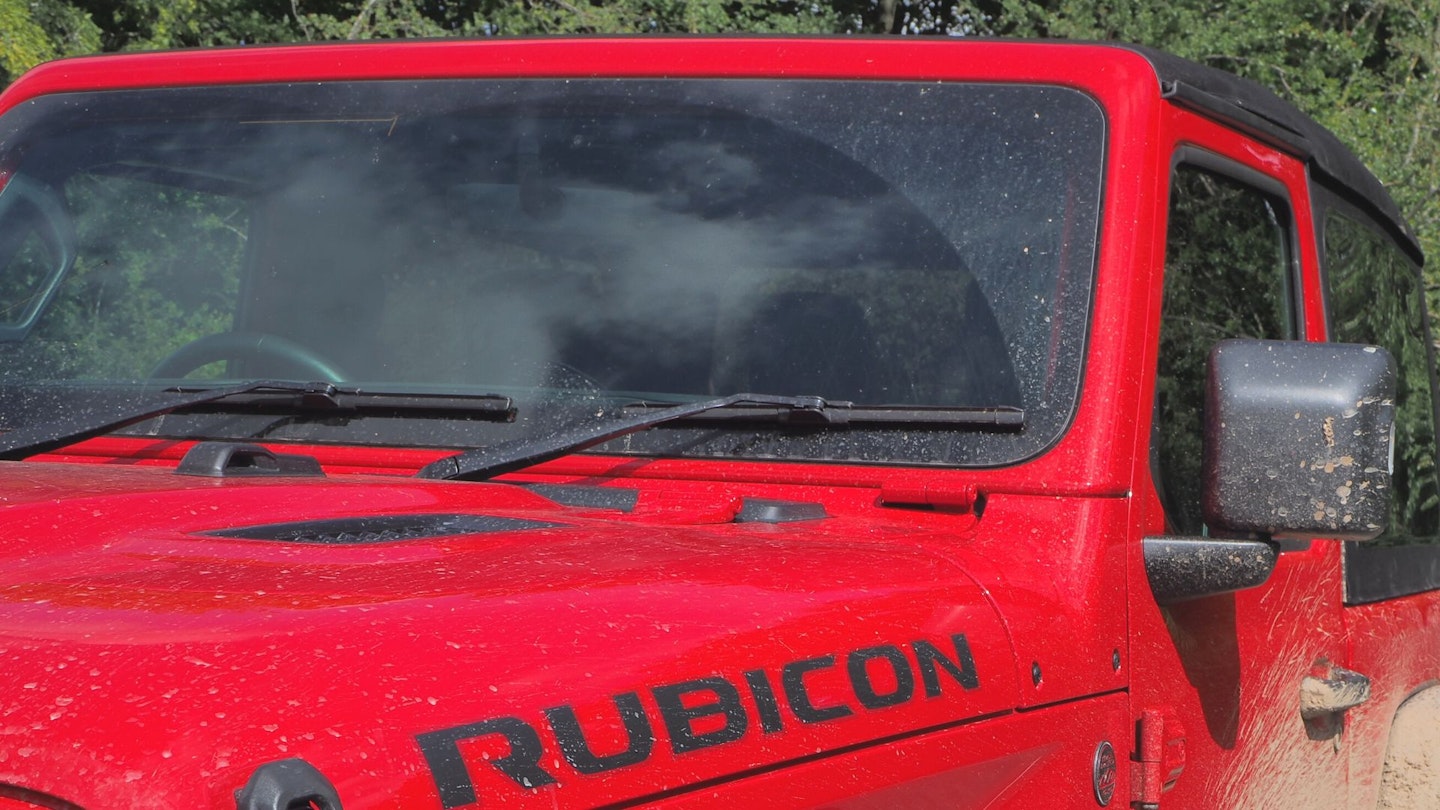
[1119, 104, 1353, 809]
[0, 38, 1151, 103]
[0, 463, 1017, 808]
[0, 35, 1435, 810]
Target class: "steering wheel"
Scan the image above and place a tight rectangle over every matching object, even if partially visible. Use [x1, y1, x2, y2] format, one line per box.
[150, 331, 349, 381]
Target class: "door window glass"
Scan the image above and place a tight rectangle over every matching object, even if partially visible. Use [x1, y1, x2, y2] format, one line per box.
[1156, 163, 1296, 534]
[1326, 211, 1440, 543]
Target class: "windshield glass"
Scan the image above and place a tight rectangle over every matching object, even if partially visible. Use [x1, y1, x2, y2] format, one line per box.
[0, 79, 1104, 466]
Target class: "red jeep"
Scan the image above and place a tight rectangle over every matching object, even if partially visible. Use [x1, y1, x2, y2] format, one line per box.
[0, 37, 1434, 810]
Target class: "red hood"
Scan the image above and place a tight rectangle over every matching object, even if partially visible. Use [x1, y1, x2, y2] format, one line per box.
[0, 462, 1022, 809]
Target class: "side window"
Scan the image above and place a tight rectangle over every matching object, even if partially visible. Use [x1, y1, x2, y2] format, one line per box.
[1326, 210, 1440, 543]
[1156, 163, 1296, 534]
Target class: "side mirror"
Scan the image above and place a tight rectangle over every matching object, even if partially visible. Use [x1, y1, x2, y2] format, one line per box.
[1203, 339, 1396, 540]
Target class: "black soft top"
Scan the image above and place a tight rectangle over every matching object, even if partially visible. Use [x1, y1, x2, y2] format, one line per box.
[1120, 44, 1422, 266]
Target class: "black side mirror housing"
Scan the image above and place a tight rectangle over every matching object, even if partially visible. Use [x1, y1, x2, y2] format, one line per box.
[1203, 339, 1397, 540]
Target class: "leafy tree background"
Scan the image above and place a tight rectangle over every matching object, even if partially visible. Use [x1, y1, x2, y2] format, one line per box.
[4, 0, 1440, 280]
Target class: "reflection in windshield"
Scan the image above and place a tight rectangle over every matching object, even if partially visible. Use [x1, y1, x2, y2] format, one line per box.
[0, 79, 1104, 466]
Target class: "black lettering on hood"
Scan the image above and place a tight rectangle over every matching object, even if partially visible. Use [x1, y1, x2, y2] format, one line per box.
[417, 633, 979, 807]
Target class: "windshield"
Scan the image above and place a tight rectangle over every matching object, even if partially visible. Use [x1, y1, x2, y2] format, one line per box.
[0, 79, 1104, 467]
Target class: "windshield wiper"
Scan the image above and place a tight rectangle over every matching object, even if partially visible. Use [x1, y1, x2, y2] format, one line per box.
[416, 393, 1023, 481]
[172, 386, 519, 419]
[622, 401, 1025, 426]
[0, 381, 515, 461]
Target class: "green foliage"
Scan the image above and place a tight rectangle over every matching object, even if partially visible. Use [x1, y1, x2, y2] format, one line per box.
[0, 0, 100, 83]
[70, 0, 302, 50]
[497, 0, 842, 35]
[62, 0, 844, 42]
[284, 0, 842, 38]
[11, 174, 242, 380]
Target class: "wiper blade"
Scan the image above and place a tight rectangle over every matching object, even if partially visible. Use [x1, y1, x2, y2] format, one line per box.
[0, 381, 515, 461]
[173, 386, 518, 418]
[416, 393, 1023, 482]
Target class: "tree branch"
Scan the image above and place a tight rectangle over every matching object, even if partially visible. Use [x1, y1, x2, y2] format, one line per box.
[348, 0, 385, 40]
[291, 0, 313, 40]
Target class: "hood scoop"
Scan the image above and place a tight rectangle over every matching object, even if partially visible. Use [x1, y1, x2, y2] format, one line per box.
[207, 513, 561, 545]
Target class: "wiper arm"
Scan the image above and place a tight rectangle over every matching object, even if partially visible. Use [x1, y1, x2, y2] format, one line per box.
[416, 393, 1023, 482]
[0, 381, 516, 461]
[624, 401, 1025, 427]
[417, 393, 836, 481]
[0, 380, 329, 461]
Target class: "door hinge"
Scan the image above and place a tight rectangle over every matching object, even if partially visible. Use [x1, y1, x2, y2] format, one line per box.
[877, 481, 980, 512]
[1300, 662, 1371, 719]
[1132, 708, 1186, 809]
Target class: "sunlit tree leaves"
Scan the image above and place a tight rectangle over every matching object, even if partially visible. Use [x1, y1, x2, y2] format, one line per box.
[0, 0, 101, 82]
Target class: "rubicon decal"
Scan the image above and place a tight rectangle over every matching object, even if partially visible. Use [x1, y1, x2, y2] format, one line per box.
[417, 633, 979, 808]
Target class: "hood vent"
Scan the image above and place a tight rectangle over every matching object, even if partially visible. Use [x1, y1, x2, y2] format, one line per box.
[521, 486, 826, 523]
[207, 513, 560, 544]
[524, 483, 639, 512]
[736, 498, 828, 524]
